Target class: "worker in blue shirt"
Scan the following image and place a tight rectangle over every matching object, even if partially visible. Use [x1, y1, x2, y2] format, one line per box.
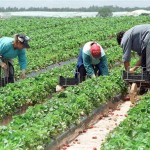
[0, 34, 30, 83]
[76, 41, 109, 82]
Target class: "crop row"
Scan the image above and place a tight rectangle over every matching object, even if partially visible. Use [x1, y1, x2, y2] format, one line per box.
[0, 66, 127, 149]
[101, 93, 150, 149]
[0, 44, 122, 121]
[0, 44, 121, 119]
[0, 16, 149, 149]
[0, 16, 149, 77]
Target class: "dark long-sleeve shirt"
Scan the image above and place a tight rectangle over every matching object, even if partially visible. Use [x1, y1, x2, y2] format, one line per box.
[121, 24, 150, 62]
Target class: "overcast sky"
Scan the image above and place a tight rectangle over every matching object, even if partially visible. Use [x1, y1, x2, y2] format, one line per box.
[0, 0, 150, 8]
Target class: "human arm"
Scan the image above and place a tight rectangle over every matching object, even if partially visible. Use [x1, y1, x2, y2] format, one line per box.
[0, 56, 7, 69]
[18, 49, 27, 79]
[0, 42, 8, 69]
[99, 55, 109, 76]
[0, 62, 7, 69]
[124, 61, 130, 71]
[82, 53, 95, 77]
[121, 33, 132, 71]
[129, 56, 141, 73]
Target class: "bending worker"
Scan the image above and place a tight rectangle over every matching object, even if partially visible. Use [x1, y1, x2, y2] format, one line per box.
[117, 24, 150, 72]
[76, 41, 109, 82]
[0, 34, 30, 83]
[56, 41, 109, 92]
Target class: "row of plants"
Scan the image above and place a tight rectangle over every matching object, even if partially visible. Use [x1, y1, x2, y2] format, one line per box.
[0, 66, 127, 149]
[100, 56, 150, 149]
[0, 43, 122, 121]
[0, 63, 75, 120]
[0, 16, 149, 149]
[101, 93, 150, 149]
[0, 16, 149, 77]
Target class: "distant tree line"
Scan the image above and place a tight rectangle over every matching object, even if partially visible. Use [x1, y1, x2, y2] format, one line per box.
[0, 5, 150, 12]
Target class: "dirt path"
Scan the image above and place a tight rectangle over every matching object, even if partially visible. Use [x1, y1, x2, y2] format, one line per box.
[61, 100, 133, 150]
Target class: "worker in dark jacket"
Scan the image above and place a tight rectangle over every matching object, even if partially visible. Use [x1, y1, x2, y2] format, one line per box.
[0, 34, 30, 84]
[117, 24, 150, 73]
[76, 41, 109, 82]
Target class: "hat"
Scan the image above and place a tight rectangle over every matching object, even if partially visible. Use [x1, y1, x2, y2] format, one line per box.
[17, 34, 30, 48]
[90, 43, 101, 58]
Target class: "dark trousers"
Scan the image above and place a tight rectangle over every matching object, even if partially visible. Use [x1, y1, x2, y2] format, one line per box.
[141, 48, 146, 70]
[77, 65, 86, 82]
[8, 62, 14, 83]
[0, 61, 14, 87]
[77, 64, 101, 82]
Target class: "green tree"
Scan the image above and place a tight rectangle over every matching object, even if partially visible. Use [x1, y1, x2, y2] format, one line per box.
[97, 7, 113, 17]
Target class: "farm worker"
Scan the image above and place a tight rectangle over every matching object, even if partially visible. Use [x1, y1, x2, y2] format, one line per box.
[0, 34, 30, 82]
[56, 41, 109, 92]
[117, 24, 150, 73]
[76, 41, 109, 82]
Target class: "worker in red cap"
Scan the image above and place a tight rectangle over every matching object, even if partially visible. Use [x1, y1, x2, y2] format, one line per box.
[56, 41, 109, 92]
[76, 41, 109, 82]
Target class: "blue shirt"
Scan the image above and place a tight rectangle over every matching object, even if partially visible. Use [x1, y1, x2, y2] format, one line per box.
[0, 37, 27, 70]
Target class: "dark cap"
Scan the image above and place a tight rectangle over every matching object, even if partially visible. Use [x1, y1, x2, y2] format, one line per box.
[17, 34, 30, 48]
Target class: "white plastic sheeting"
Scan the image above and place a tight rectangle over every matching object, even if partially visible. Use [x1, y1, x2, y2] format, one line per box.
[0, 12, 11, 18]
[125, 9, 150, 16]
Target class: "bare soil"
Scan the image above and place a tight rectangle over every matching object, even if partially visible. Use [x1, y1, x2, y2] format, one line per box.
[61, 100, 134, 150]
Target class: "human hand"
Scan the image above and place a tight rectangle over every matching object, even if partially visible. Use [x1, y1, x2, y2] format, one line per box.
[20, 70, 26, 79]
[56, 85, 64, 92]
[0, 62, 7, 70]
[129, 68, 135, 74]
[91, 74, 96, 78]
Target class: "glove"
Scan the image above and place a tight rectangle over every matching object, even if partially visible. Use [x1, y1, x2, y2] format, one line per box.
[20, 70, 26, 79]
[129, 68, 135, 74]
[0, 62, 7, 70]
[56, 85, 64, 92]
[91, 74, 96, 78]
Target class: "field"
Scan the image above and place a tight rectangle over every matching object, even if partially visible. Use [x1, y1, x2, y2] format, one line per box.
[0, 16, 150, 149]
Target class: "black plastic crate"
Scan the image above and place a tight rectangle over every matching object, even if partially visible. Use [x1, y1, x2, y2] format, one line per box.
[59, 76, 80, 86]
[122, 70, 149, 81]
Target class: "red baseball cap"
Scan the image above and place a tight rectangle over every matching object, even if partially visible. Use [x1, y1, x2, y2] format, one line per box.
[90, 43, 101, 58]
